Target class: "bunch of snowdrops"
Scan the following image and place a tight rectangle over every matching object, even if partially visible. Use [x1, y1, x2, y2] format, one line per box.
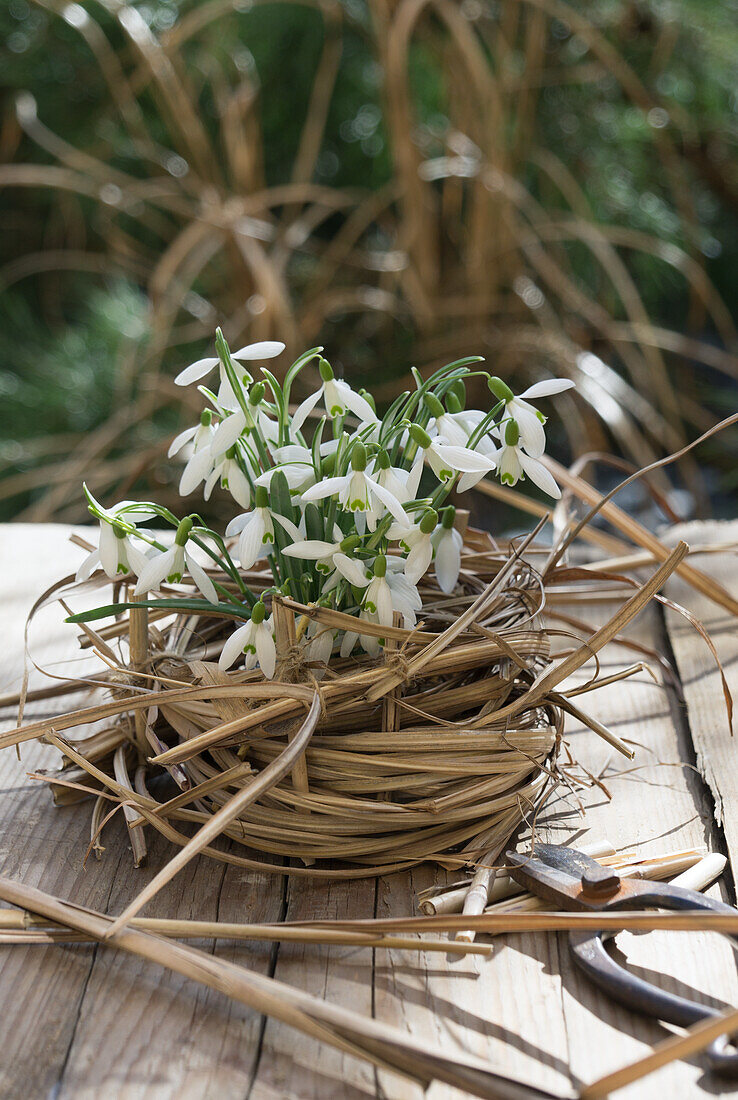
[76, 329, 573, 678]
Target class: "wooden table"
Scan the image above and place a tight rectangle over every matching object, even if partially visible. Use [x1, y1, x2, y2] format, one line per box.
[1, 520, 738, 1100]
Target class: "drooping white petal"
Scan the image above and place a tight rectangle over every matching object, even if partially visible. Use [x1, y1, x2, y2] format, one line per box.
[333, 553, 370, 588]
[126, 542, 151, 579]
[167, 425, 197, 458]
[75, 549, 100, 583]
[510, 400, 545, 458]
[179, 447, 215, 496]
[98, 522, 122, 578]
[219, 622, 253, 671]
[336, 381, 377, 425]
[134, 546, 176, 595]
[271, 512, 302, 543]
[283, 540, 337, 560]
[520, 378, 575, 400]
[432, 442, 495, 474]
[225, 513, 250, 538]
[404, 538, 433, 585]
[519, 452, 562, 498]
[211, 410, 246, 454]
[340, 630, 359, 659]
[366, 477, 408, 525]
[405, 456, 424, 499]
[224, 464, 252, 509]
[290, 388, 323, 436]
[232, 341, 285, 361]
[434, 528, 462, 594]
[255, 622, 277, 679]
[174, 356, 219, 386]
[185, 549, 219, 604]
[300, 475, 349, 503]
[238, 513, 268, 569]
[375, 578, 394, 627]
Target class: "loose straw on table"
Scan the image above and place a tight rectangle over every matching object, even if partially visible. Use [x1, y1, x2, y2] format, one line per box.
[0, 875, 563, 1100]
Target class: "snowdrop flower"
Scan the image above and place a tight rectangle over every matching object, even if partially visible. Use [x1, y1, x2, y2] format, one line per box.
[226, 487, 302, 569]
[340, 555, 420, 657]
[134, 518, 218, 603]
[405, 424, 495, 497]
[291, 359, 376, 435]
[76, 505, 153, 582]
[203, 448, 252, 510]
[255, 444, 319, 494]
[174, 340, 285, 387]
[366, 450, 413, 529]
[283, 530, 359, 578]
[489, 376, 574, 458]
[219, 601, 276, 678]
[301, 443, 407, 530]
[305, 620, 335, 671]
[388, 509, 438, 585]
[432, 507, 463, 594]
[497, 420, 561, 498]
[170, 411, 219, 498]
[210, 382, 279, 454]
[424, 393, 472, 448]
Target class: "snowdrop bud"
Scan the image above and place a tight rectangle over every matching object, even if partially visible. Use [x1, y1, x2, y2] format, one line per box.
[445, 392, 462, 414]
[359, 388, 376, 414]
[255, 485, 269, 508]
[319, 358, 335, 382]
[419, 508, 438, 534]
[424, 393, 444, 418]
[489, 376, 514, 403]
[351, 443, 367, 472]
[441, 505, 456, 530]
[377, 449, 391, 470]
[505, 419, 520, 446]
[200, 409, 213, 426]
[373, 554, 387, 578]
[448, 379, 466, 409]
[249, 382, 265, 406]
[340, 535, 361, 553]
[251, 601, 267, 625]
[175, 517, 194, 546]
[409, 424, 431, 448]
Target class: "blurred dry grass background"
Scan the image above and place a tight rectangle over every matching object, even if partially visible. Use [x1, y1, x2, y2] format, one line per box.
[0, 0, 736, 522]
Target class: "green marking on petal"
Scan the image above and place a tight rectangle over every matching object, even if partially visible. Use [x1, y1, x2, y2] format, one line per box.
[243, 643, 257, 655]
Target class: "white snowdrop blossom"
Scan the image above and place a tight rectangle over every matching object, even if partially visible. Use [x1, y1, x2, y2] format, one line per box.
[388, 509, 438, 585]
[489, 376, 574, 458]
[405, 424, 495, 497]
[76, 503, 153, 582]
[219, 602, 276, 677]
[134, 519, 218, 604]
[174, 341, 285, 387]
[78, 327, 573, 678]
[432, 508, 464, 594]
[291, 358, 376, 435]
[301, 443, 407, 531]
[203, 450, 253, 510]
[497, 420, 562, 498]
[226, 487, 302, 569]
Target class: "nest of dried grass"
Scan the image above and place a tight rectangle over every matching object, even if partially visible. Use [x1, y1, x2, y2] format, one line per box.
[4, 502, 704, 914]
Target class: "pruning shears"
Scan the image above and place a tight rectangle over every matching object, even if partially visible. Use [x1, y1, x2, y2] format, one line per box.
[506, 843, 738, 1075]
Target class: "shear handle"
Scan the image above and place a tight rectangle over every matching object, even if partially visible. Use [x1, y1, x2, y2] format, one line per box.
[570, 881, 738, 1076]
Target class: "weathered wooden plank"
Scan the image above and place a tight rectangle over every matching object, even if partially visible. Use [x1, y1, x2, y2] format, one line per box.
[550, 602, 738, 1098]
[0, 523, 126, 1099]
[55, 839, 284, 1099]
[663, 520, 738, 873]
[375, 596, 738, 1099]
[2, 522, 738, 1100]
[249, 875, 378, 1100]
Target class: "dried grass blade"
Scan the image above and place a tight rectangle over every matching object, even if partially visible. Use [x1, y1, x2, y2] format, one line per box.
[0, 877, 565, 1100]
